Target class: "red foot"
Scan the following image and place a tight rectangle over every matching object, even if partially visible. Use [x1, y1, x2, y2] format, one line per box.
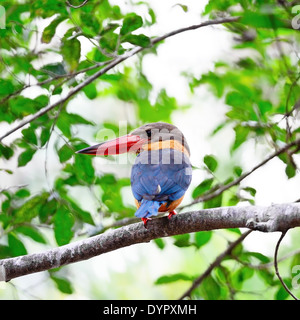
[141, 217, 151, 228]
[168, 210, 177, 219]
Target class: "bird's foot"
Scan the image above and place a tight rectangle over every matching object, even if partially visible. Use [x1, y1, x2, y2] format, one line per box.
[168, 210, 177, 220]
[141, 217, 151, 228]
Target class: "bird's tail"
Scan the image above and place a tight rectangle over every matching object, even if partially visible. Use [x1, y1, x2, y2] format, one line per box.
[135, 199, 162, 219]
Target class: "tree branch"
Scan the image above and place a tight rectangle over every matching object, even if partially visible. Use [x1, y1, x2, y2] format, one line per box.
[274, 231, 299, 300]
[0, 202, 300, 282]
[178, 229, 252, 300]
[0, 16, 239, 142]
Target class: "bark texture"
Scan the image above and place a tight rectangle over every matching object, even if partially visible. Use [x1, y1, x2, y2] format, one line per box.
[1, 203, 300, 282]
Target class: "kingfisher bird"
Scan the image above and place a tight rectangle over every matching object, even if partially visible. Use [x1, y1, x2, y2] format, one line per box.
[76, 122, 192, 227]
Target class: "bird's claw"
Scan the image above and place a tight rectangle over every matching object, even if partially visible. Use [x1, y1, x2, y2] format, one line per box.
[141, 217, 151, 228]
[142, 211, 176, 228]
[168, 210, 177, 219]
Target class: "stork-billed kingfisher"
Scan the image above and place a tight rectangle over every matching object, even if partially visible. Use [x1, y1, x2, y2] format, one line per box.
[77, 122, 192, 226]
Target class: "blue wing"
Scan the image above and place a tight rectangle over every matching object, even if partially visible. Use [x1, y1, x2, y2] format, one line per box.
[131, 149, 192, 213]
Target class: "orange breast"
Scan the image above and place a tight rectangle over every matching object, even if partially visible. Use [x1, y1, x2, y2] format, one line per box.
[134, 195, 184, 213]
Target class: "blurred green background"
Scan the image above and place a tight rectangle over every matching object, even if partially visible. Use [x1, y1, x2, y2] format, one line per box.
[0, 0, 300, 299]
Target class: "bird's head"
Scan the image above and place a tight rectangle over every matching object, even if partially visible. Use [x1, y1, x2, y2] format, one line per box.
[76, 122, 190, 156]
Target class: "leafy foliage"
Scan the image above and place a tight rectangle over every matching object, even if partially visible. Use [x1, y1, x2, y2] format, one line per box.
[0, 0, 300, 300]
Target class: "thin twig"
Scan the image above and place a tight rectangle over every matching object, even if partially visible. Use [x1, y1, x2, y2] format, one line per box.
[232, 248, 300, 270]
[274, 230, 299, 300]
[181, 137, 300, 209]
[44, 102, 65, 195]
[178, 230, 252, 300]
[151, 16, 240, 45]
[66, 0, 89, 9]
[0, 60, 112, 106]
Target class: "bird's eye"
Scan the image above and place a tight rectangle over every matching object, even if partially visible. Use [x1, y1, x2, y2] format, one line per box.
[145, 129, 151, 138]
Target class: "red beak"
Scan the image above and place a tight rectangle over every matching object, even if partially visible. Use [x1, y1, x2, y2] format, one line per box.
[76, 134, 145, 156]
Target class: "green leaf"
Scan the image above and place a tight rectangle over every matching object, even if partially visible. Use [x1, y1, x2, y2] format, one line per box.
[214, 266, 229, 284]
[50, 275, 74, 294]
[203, 193, 222, 209]
[0, 245, 11, 259]
[291, 253, 300, 268]
[0, 144, 14, 160]
[0, 79, 14, 97]
[56, 112, 93, 138]
[54, 207, 74, 246]
[15, 188, 31, 198]
[14, 192, 50, 223]
[227, 194, 240, 206]
[204, 155, 218, 172]
[155, 273, 193, 285]
[232, 267, 254, 290]
[42, 16, 65, 44]
[275, 280, 291, 300]
[147, 8, 156, 25]
[258, 100, 272, 115]
[67, 198, 95, 225]
[226, 91, 248, 109]
[257, 269, 275, 285]
[10, 96, 39, 118]
[14, 225, 47, 244]
[192, 178, 214, 199]
[83, 83, 97, 99]
[0, 143, 14, 160]
[174, 4, 188, 12]
[226, 228, 242, 235]
[0, 168, 13, 175]
[285, 162, 296, 179]
[34, 95, 49, 107]
[56, 116, 71, 138]
[241, 11, 287, 29]
[42, 63, 67, 76]
[232, 242, 243, 257]
[122, 34, 151, 48]
[231, 125, 250, 152]
[74, 155, 95, 184]
[39, 198, 58, 223]
[40, 125, 52, 147]
[21, 126, 38, 145]
[61, 37, 81, 71]
[244, 251, 270, 264]
[243, 186, 256, 197]
[173, 234, 191, 247]
[225, 91, 254, 122]
[18, 147, 36, 167]
[99, 32, 119, 52]
[194, 231, 212, 249]
[96, 175, 134, 217]
[234, 166, 243, 177]
[58, 144, 73, 163]
[198, 275, 221, 300]
[153, 238, 165, 250]
[100, 22, 120, 36]
[194, 72, 224, 98]
[64, 112, 93, 126]
[120, 13, 143, 35]
[8, 233, 27, 257]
